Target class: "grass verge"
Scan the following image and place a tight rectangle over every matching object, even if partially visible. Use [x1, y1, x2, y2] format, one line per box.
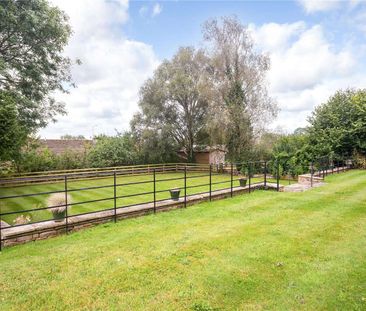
[0, 170, 365, 310]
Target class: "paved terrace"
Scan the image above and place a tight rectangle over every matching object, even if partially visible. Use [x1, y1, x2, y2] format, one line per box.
[284, 166, 348, 192]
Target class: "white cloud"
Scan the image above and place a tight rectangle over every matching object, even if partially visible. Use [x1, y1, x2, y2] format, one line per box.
[298, 0, 342, 13]
[251, 21, 361, 132]
[249, 22, 306, 51]
[152, 3, 162, 17]
[40, 0, 160, 138]
[298, 0, 363, 13]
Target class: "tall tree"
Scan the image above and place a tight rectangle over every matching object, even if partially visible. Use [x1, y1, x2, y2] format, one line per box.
[203, 16, 278, 161]
[0, 92, 26, 161]
[132, 47, 210, 162]
[0, 0, 75, 157]
[307, 88, 366, 157]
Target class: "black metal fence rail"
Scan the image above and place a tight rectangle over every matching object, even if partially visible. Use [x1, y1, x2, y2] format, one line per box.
[0, 156, 354, 250]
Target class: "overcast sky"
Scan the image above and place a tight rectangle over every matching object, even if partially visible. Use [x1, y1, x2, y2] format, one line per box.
[40, 0, 366, 138]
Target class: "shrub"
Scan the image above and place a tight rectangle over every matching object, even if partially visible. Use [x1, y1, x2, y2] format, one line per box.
[47, 193, 72, 218]
[353, 152, 366, 169]
[13, 214, 31, 225]
[87, 134, 138, 167]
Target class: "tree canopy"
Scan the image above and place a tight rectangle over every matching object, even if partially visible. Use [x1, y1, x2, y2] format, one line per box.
[0, 0, 75, 140]
[307, 89, 366, 157]
[132, 17, 277, 162]
[132, 47, 210, 162]
[203, 16, 278, 161]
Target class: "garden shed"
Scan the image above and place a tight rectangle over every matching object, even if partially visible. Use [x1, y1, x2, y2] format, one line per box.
[178, 146, 226, 165]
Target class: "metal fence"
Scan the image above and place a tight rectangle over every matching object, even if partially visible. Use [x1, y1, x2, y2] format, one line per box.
[0, 156, 353, 250]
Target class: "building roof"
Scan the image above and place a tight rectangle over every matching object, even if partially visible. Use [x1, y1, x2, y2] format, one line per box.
[178, 145, 227, 154]
[40, 139, 93, 155]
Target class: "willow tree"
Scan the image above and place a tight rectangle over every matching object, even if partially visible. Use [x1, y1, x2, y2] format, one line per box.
[203, 16, 278, 161]
[131, 47, 210, 162]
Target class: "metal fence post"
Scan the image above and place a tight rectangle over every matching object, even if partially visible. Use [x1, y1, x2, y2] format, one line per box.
[0, 209, 2, 251]
[114, 171, 117, 222]
[331, 158, 334, 174]
[264, 161, 267, 188]
[64, 175, 68, 234]
[209, 164, 212, 201]
[153, 169, 156, 213]
[276, 161, 280, 192]
[310, 161, 314, 188]
[230, 162, 233, 197]
[248, 162, 251, 194]
[184, 166, 187, 208]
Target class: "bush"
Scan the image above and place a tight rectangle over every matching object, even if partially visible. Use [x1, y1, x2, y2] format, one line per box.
[55, 149, 89, 170]
[19, 147, 57, 172]
[87, 134, 138, 167]
[12, 139, 90, 174]
[13, 215, 31, 225]
[47, 193, 72, 220]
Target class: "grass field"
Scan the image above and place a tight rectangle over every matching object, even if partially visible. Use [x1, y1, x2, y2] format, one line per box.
[0, 170, 365, 310]
[0, 171, 291, 224]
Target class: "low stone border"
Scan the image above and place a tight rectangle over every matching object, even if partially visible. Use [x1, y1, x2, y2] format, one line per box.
[298, 166, 348, 185]
[1, 182, 282, 248]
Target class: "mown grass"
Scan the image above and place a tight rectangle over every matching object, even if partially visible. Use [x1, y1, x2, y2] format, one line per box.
[0, 170, 365, 310]
[0, 171, 289, 224]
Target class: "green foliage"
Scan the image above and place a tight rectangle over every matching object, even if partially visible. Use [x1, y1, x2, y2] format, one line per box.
[132, 127, 179, 164]
[307, 89, 366, 157]
[19, 147, 57, 172]
[0, 92, 27, 161]
[353, 151, 366, 169]
[252, 132, 282, 161]
[14, 139, 89, 173]
[55, 149, 89, 170]
[0, 0, 75, 158]
[87, 133, 138, 167]
[132, 47, 210, 162]
[203, 17, 278, 162]
[271, 132, 311, 177]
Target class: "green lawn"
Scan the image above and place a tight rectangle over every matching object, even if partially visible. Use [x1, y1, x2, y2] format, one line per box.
[0, 171, 289, 224]
[0, 170, 365, 310]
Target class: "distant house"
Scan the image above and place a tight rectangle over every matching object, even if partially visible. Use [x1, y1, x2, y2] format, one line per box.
[178, 146, 226, 164]
[39, 139, 93, 155]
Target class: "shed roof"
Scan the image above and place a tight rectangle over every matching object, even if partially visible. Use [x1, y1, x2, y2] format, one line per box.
[40, 139, 93, 155]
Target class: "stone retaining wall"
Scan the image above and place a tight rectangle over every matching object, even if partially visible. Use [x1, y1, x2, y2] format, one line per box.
[1, 182, 282, 248]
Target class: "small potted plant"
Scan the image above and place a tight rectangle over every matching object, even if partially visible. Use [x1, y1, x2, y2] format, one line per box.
[236, 163, 243, 174]
[238, 177, 247, 187]
[169, 188, 181, 201]
[47, 193, 72, 222]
